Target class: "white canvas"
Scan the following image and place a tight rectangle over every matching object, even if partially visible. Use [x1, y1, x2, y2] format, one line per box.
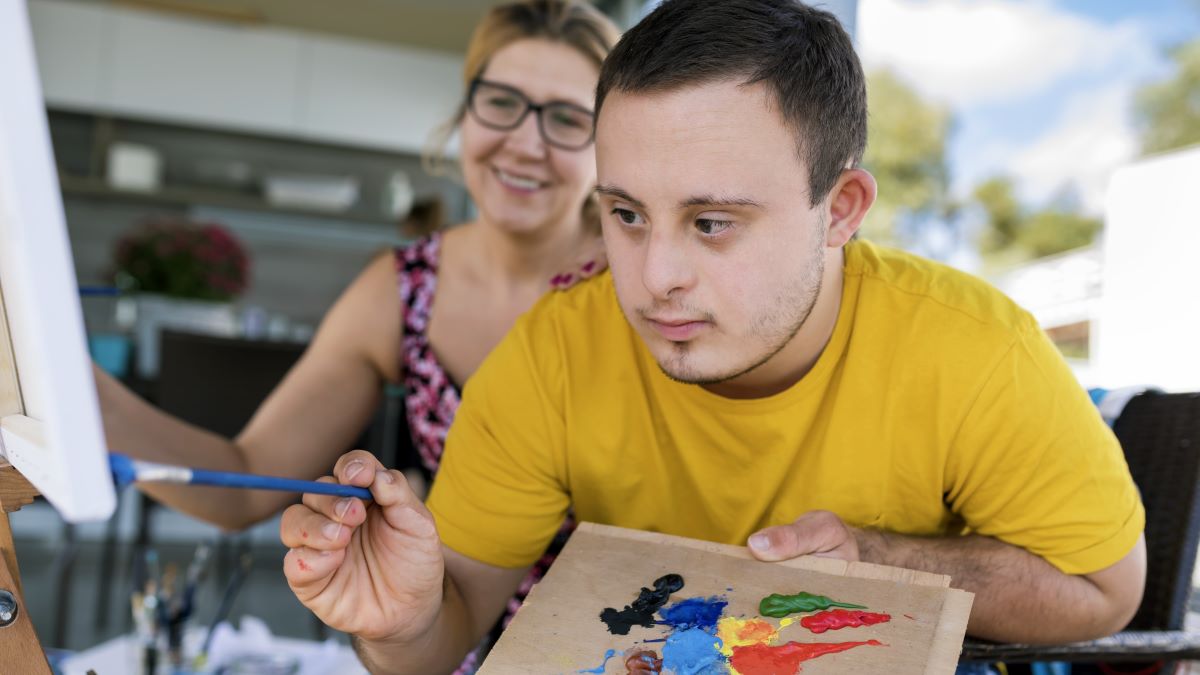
[0, 0, 116, 522]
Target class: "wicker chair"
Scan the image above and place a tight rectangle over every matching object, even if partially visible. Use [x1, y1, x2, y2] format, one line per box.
[962, 391, 1200, 664]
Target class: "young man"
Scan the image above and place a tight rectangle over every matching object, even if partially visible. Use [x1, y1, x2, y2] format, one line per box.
[281, 1, 1146, 672]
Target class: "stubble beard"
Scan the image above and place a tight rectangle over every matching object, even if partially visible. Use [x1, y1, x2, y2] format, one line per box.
[657, 246, 826, 387]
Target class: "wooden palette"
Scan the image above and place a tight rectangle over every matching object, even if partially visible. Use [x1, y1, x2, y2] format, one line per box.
[480, 523, 973, 674]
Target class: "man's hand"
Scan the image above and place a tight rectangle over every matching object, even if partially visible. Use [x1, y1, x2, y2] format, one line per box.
[745, 510, 1147, 644]
[747, 510, 862, 562]
[281, 450, 445, 643]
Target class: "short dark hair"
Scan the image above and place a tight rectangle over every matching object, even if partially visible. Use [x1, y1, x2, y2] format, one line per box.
[596, 0, 867, 206]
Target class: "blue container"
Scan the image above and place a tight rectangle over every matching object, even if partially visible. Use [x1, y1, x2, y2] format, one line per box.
[81, 286, 132, 378]
[88, 333, 131, 378]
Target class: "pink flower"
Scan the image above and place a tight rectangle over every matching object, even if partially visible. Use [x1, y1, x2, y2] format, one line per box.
[113, 218, 250, 300]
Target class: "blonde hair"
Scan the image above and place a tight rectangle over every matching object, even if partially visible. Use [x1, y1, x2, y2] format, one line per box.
[423, 0, 620, 227]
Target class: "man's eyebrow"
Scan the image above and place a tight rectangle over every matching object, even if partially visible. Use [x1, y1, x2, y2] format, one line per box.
[679, 194, 765, 210]
[594, 184, 645, 209]
[595, 186, 764, 211]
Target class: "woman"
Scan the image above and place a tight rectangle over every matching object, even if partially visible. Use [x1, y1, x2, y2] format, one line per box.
[97, 0, 620, 669]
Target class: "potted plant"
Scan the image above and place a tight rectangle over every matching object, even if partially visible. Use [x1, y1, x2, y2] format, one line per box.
[113, 218, 251, 377]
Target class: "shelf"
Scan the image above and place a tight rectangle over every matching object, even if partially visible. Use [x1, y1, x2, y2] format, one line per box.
[58, 174, 402, 227]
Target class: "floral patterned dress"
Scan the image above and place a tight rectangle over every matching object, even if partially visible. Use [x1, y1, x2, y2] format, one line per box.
[394, 233, 574, 672]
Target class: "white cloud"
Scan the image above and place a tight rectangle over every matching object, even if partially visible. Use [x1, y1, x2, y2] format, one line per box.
[1006, 83, 1139, 214]
[858, 0, 1146, 108]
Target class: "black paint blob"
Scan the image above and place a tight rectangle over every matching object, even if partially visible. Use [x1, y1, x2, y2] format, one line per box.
[599, 573, 685, 635]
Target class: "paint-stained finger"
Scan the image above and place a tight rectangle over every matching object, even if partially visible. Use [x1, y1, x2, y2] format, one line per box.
[283, 546, 344, 591]
[301, 476, 369, 528]
[281, 503, 354, 551]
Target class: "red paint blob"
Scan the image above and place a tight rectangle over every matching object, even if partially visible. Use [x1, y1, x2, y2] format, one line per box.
[296, 558, 311, 572]
[730, 639, 882, 674]
[301, 530, 308, 539]
[799, 609, 891, 634]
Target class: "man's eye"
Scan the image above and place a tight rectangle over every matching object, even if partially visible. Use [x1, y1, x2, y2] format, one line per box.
[696, 218, 733, 235]
[612, 208, 642, 226]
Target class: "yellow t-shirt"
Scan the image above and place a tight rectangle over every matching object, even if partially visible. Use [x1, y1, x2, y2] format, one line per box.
[427, 240, 1144, 576]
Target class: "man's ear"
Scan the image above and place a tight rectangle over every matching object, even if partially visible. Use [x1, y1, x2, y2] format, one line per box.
[824, 168, 877, 248]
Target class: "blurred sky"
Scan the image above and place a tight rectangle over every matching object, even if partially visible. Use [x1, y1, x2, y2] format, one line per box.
[856, 0, 1200, 216]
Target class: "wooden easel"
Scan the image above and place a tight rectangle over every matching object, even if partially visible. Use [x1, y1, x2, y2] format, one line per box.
[0, 271, 53, 672]
[0, 463, 52, 673]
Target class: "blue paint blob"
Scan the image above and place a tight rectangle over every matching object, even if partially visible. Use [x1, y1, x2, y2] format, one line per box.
[662, 627, 727, 674]
[658, 596, 728, 631]
[578, 648, 617, 673]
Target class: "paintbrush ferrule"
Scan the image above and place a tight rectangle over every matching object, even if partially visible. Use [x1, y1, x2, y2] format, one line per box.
[132, 459, 194, 484]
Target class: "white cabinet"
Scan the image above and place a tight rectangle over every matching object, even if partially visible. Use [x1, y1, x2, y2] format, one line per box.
[106, 10, 305, 135]
[28, 0, 463, 153]
[300, 37, 462, 153]
[27, 0, 112, 110]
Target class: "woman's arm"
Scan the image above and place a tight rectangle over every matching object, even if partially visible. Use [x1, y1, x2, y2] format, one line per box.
[97, 251, 403, 530]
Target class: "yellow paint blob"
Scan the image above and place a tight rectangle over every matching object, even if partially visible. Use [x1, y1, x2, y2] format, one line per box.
[717, 617, 797, 674]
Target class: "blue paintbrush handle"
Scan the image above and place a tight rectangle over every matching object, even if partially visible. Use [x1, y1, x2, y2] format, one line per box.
[109, 453, 372, 500]
[189, 468, 372, 499]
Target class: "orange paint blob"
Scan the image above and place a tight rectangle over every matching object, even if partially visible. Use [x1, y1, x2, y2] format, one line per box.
[729, 639, 882, 674]
[718, 617, 793, 658]
[624, 649, 662, 673]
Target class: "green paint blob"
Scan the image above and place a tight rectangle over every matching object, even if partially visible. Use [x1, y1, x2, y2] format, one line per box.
[758, 592, 867, 618]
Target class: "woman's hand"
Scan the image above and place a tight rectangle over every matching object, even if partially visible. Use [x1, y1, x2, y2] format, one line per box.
[550, 238, 608, 290]
[282, 450, 445, 643]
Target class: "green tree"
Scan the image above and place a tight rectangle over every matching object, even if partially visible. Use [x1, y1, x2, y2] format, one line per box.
[1019, 210, 1102, 259]
[972, 177, 1022, 253]
[860, 70, 954, 244]
[971, 175, 1102, 264]
[1136, 39, 1200, 154]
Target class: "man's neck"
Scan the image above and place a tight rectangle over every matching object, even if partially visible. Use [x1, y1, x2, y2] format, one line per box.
[701, 246, 846, 400]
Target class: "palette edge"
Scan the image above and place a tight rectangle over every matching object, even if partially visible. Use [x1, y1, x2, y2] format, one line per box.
[578, 522, 955, 590]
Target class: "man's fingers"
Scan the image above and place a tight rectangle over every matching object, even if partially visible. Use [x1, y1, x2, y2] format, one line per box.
[283, 546, 344, 594]
[281, 502, 354, 550]
[747, 510, 859, 562]
[370, 469, 438, 538]
[298, 450, 381, 527]
[301, 477, 369, 528]
[333, 449, 384, 487]
[748, 524, 805, 561]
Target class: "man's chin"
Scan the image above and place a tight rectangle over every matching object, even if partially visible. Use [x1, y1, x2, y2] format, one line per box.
[650, 338, 782, 388]
[653, 348, 738, 386]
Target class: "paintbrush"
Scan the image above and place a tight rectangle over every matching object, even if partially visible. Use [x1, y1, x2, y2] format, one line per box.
[109, 452, 371, 499]
[138, 550, 161, 675]
[180, 541, 213, 619]
[193, 551, 254, 671]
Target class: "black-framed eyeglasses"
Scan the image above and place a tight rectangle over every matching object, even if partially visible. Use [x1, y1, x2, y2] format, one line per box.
[466, 78, 595, 151]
